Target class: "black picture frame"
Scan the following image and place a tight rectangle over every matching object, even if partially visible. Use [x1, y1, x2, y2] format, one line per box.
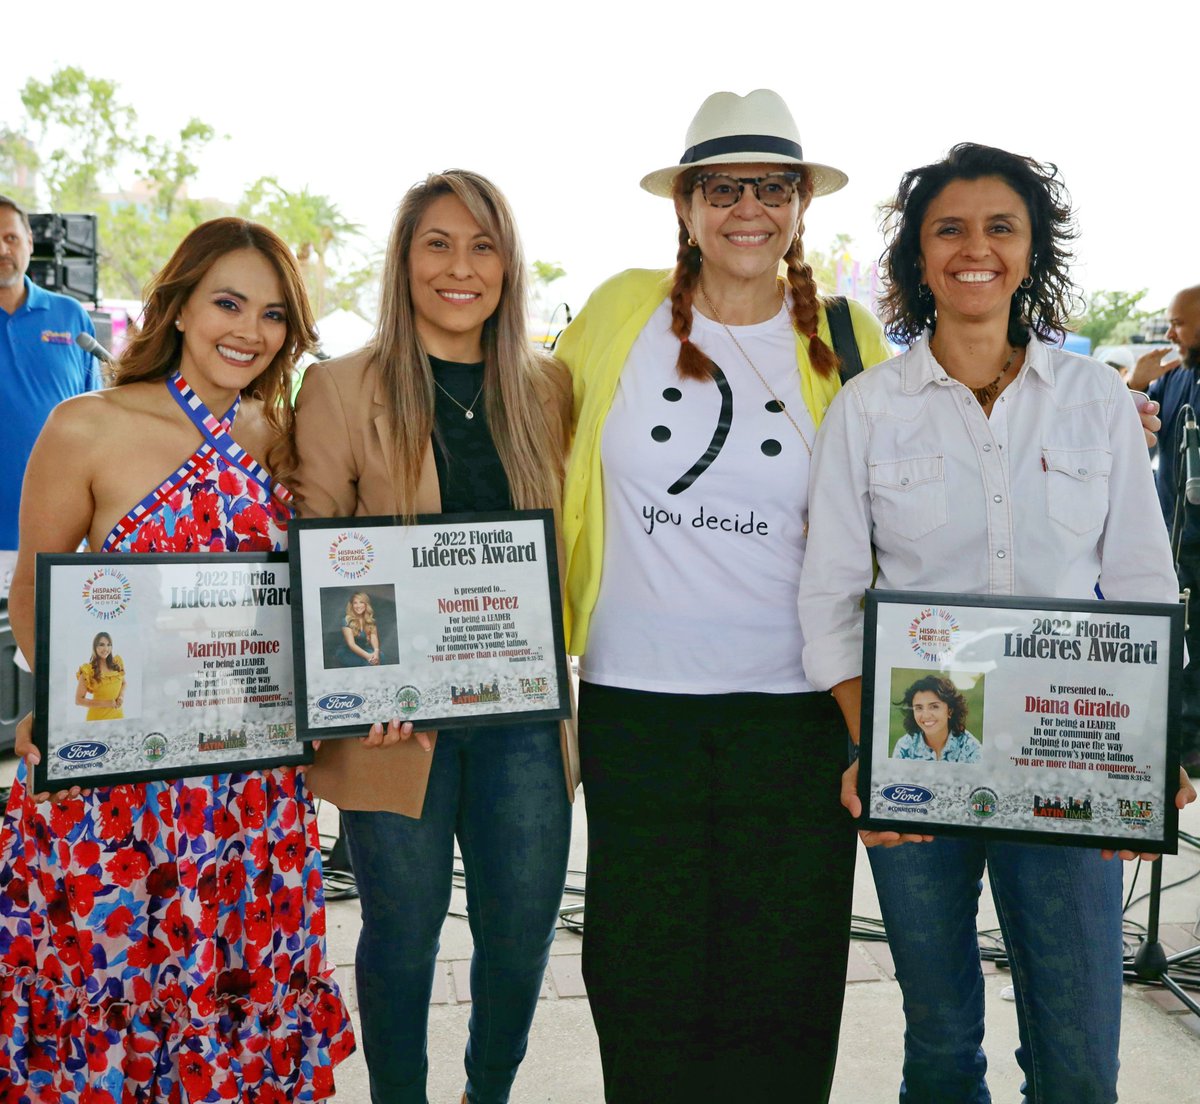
[34, 552, 311, 791]
[289, 510, 572, 740]
[860, 589, 1183, 853]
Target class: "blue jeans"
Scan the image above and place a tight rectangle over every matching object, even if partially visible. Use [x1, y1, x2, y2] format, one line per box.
[869, 837, 1124, 1104]
[341, 722, 571, 1104]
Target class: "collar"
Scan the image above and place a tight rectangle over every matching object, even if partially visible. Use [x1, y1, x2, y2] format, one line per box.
[19, 276, 48, 313]
[901, 329, 1055, 394]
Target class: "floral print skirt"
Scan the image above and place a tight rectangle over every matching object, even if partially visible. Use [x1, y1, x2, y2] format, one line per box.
[0, 765, 354, 1102]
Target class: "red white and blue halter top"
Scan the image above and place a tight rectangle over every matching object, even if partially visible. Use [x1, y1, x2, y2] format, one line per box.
[102, 371, 290, 554]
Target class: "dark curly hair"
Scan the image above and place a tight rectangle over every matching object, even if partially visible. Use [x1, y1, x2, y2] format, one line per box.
[879, 143, 1079, 347]
[897, 675, 969, 738]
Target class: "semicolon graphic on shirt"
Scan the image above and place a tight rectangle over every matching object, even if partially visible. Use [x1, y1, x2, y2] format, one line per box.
[646, 362, 788, 494]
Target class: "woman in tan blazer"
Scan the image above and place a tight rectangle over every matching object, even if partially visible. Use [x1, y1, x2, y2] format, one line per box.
[292, 170, 574, 1104]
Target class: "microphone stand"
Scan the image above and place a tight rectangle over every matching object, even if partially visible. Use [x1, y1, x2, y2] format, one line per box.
[1126, 405, 1200, 1012]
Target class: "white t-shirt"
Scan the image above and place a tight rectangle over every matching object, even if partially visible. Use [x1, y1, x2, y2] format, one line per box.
[581, 296, 818, 694]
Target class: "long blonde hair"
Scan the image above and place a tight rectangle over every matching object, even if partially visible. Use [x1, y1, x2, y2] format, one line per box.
[372, 170, 569, 518]
[344, 592, 376, 636]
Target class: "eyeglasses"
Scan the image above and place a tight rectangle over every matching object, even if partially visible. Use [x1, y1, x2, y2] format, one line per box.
[692, 172, 803, 208]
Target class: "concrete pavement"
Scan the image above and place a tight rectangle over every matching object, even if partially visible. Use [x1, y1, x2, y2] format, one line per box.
[317, 789, 1200, 1103]
[2, 752, 1198, 1102]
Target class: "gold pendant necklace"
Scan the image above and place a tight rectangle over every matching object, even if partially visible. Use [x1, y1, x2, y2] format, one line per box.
[698, 283, 813, 457]
[434, 376, 485, 420]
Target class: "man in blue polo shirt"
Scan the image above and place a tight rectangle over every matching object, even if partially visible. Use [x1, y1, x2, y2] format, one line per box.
[0, 194, 101, 551]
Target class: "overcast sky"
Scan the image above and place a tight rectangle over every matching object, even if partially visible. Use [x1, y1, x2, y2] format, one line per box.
[5, 0, 1193, 320]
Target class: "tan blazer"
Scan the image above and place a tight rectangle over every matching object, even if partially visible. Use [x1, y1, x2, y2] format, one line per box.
[291, 347, 579, 818]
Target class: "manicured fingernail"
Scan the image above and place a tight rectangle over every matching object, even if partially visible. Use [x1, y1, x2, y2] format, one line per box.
[371, 723, 382, 735]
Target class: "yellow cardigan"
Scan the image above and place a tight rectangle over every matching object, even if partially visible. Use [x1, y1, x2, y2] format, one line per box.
[555, 268, 893, 655]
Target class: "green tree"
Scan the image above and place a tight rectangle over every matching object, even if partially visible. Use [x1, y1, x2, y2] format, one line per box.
[238, 177, 372, 317]
[1073, 289, 1150, 348]
[529, 260, 570, 342]
[0, 66, 223, 298]
[531, 260, 566, 289]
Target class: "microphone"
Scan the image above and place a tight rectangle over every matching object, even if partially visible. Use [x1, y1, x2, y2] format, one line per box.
[75, 331, 115, 364]
[1183, 410, 1200, 506]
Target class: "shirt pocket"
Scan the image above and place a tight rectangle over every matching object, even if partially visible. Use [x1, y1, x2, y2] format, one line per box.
[1042, 446, 1112, 535]
[869, 455, 948, 541]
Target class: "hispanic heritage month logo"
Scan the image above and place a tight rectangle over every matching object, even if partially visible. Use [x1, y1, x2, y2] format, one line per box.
[908, 606, 960, 664]
[328, 531, 375, 579]
[81, 567, 132, 620]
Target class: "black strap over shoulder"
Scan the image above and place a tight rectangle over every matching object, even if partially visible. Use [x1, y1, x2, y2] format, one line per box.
[825, 295, 864, 385]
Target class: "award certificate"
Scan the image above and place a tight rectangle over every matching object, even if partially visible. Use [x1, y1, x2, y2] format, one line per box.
[34, 553, 309, 791]
[290, 511, 571, 739]
[861, 590, 1183, 852]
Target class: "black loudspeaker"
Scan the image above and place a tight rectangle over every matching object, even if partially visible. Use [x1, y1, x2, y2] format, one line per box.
[28, 212, 99, 305]
[0, 605, 34, 753]
[30, 213, 97, 255]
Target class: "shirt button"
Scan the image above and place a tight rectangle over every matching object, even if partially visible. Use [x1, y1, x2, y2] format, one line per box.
[996, 550, 1007, 559]
[983, 444, 992, 452]
[900, 477, 910, 486]
[1077, 468, 1087, 475]
[993, 495, 1003, 503]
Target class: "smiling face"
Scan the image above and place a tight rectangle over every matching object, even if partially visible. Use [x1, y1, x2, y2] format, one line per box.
[919, 176, 1032, 330]
[176, 248, 288, 395]
[676, 162, 807, 295]
[351, 595, 367, 616]
[408, 193, 504, 362]
[911, 690, 951, 743]
[93, 634, 113, 662]
[0, 206, 31, 292]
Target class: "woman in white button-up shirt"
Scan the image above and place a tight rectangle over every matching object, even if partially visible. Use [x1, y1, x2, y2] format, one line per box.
[799, 142, 1195, 1103]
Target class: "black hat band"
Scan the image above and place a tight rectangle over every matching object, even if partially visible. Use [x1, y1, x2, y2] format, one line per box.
[680, 134, 804, 165]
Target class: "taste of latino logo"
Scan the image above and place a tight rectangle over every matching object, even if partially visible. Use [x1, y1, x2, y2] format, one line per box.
[81, 568, 132, 620]
[908, 606, 960, 664]
[328, 531, 375, 580]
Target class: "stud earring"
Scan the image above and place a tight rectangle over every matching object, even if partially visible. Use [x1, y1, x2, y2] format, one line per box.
[174, 319, 183, 330]
[687, 235, 698, 248]
[1020, 275, 1034, 289]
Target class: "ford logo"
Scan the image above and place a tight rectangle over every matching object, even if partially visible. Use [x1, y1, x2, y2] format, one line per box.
[881, 784, 935, 805]
[317, 693, 365, 713]
[56, 741, 109, 763]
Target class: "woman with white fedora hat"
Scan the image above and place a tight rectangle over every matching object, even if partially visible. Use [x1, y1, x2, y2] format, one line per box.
[556, 88, 896, 1101]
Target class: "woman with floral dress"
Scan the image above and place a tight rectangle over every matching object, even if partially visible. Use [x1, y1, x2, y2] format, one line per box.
[0, 218, 354, 1102]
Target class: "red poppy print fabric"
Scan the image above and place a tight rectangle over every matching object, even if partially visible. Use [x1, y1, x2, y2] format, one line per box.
[0, 378, 353, 1101]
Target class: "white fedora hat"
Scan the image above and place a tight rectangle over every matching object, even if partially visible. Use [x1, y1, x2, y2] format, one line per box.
[640, 88, 848, 199]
